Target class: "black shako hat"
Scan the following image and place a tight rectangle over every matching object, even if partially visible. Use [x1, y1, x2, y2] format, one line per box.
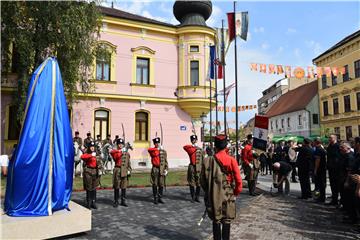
[247, 134, 253, 140]
[152, 137, 161, 144]
[89, 141, 95, 147]
[116, 138, 125, 145]
[214, 134, 227, 150]
[190, 135, 198, 142]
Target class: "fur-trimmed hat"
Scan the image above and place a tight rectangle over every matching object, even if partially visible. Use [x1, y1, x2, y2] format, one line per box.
[86, 132, 91, 137]
[214, 134, 227, 150]
[190, 135, 198, 142]
[116, 138, 125, 145]
[152, 137, 161, 144]
[246, 134, 253, 140]
[75, 131, 79, 135]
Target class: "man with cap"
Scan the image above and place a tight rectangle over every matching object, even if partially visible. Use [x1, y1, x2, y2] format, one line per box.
[83, 132, 93, 150]
[183, 134, 204, 202]
[148, 137, 168, 204]
[103, 134, 112, 145]
[200, 134, 242, 240]
[73, 131, 83, 149]
[110, 138, 132, 207]
[81, 141, 103, 209]
[241, 134, 257, 196]
[296, 138, 313, 199]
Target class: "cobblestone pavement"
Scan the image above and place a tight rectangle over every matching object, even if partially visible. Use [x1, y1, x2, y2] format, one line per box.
[62, 186, 252, 240]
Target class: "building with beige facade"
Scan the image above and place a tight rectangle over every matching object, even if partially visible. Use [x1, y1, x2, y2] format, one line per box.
[313, 30, 360, 140]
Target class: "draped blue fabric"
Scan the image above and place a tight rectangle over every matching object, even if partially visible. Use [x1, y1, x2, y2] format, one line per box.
[4, 58, 74, 216]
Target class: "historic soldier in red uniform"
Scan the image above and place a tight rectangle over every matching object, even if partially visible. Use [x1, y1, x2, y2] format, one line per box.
[148, 137, 168, 204]
[110, 138, 132, 207]
[80, 141, 103, 209]
[201, 134, 242, 240]
[183, 135, 204, 202]
[241, 134, 257, 196]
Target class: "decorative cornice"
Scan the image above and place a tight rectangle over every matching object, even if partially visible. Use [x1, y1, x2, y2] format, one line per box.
[131, 46, 156, 55]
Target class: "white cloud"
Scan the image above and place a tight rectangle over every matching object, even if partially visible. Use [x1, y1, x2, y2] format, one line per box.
[142, 10, 167, 22]
[305, 40, 322, 55]
[277, 46, 284, 53]
[254, 27, 265, 33]
[114, 1, 146, 15]
[286, 28, 297, 34]
[261, 43, 270, 50]
[294, 48, 301, 58]
[206, 4, 222, 27]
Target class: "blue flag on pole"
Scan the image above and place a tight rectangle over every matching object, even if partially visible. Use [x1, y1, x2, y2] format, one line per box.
[209, 45, 216, 79]
[4, 57, 74, 216]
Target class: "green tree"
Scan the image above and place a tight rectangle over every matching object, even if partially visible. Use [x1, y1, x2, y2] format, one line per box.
[1, 1, 102, 120]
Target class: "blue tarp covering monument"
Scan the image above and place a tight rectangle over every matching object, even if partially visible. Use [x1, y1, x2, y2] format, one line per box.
[5, 57, 74, 216]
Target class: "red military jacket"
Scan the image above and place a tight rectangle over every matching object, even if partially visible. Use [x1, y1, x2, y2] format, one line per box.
[183, 145, 198, 165]
[215, 149, 243, 196]
[148, 147, 160, 167]
[110, 149, 123, 167]
[241, 143, 253, 166]
[81, 153, 98, 168]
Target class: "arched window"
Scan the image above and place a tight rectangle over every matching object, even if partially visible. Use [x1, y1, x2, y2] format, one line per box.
[94, 109, 110, 140]
[135, 112, 148, 141]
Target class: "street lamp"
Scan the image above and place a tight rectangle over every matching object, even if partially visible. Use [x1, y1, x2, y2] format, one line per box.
[200, 112, 207, 149]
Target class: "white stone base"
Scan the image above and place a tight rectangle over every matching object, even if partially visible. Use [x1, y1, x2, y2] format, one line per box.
[1, 201, 91, 239]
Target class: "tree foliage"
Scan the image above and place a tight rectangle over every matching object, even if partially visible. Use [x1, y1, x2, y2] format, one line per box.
[1, 1, 102, 119]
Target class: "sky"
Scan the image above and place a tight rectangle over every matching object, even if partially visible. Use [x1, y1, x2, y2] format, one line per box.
[101, 0, 360, 128]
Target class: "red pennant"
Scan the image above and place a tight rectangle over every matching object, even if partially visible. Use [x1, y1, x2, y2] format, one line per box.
[277, 65, 284, 74]
[331, 67, 338, 76]
[285, 66, 292, 77]
[218, 64, 223, 79]
[260, 64, 266, 73]
[339, 66, 346, 75]
[227, 12, 235, 42]
[316, 67, 323, 78]
[307, 66, 315, 78]
[250, 63, 258, 71]
[268, 64, 275, 74]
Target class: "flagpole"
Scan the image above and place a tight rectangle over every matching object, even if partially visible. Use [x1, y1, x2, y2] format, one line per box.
[233, 1, 239, 163]
[209, 49, 212, 148]
[221, 19, 227, 136]
[215, 37, 219, 136]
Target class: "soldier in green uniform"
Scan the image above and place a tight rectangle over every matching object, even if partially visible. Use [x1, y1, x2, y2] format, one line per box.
[80, 141, 103, 209]
[201, 135, 242, 240]
[183, 135, 204, 202]
[148, 137, 169, 204]
[110, 138, 132, 207]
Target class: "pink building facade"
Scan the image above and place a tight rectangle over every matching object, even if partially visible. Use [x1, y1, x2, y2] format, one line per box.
[1, 4, 216, 168]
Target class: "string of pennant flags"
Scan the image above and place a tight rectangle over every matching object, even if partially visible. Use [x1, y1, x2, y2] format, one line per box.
[250, 63, 347, 79]
[215, 105, 257, 112]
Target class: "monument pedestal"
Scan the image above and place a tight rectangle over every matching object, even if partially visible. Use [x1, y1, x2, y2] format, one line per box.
[1, 201, 91, 239]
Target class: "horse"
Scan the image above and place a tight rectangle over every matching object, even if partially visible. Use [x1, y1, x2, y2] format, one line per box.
[73, 141, 83, 178]
[101, 143, 114, 174]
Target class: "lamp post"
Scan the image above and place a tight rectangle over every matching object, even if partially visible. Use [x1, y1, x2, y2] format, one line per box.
[200, 112, 207, 149]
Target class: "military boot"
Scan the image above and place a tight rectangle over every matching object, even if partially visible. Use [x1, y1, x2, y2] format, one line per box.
[120, 189, 128, 207]
[222, 223, 231, 240]
[113, 189, 119, 208]
[189, 186, 195, 202]
[86, 191, 91, 209]
[158, 187, 164, 204]
[212, 222, 222, 240]
[195, 186, 201, 203]
[152, 186, 158, 204]
[91, 190, 97, 209]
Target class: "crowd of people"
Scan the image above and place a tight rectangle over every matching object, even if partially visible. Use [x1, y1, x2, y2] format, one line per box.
[250, 135, 360, 226]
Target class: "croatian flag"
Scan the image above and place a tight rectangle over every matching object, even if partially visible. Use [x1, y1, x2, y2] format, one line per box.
[253, 115, 269, 151]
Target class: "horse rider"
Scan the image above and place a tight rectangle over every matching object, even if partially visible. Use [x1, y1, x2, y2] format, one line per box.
[95, 135, 102, 154]
[200, 134, 242, 240]
[73, 131, 83, 149]
[83, 132, 93, 151]
[183, 135, 204, 203]
[80, 141, 103, 209]
[110, 138, 132, 207]
[148, 137, 168, 204]
[103, 134, 112, 145]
